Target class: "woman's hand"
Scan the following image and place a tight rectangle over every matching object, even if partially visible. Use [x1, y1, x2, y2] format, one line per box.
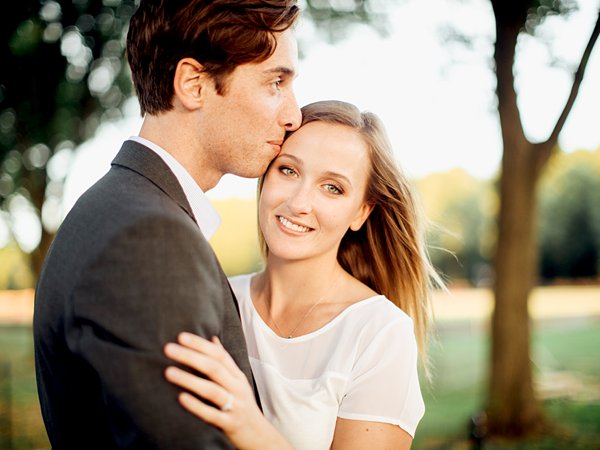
[164, 332, 293, 450]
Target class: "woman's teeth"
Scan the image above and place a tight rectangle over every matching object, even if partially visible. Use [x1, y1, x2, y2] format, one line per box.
[278, 216, 311, 233]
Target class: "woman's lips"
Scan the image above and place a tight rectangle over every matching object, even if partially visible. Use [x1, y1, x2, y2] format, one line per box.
[277, 215, 312, 233]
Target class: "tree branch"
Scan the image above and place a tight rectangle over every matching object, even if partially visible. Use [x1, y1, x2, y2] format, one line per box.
[545, 10, 600, 149]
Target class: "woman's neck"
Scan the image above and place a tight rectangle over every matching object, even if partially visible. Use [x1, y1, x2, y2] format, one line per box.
[254, 255, 343, 312]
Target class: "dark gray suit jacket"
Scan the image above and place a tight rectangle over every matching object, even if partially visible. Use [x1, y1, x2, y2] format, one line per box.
[34, 140, 253, 449]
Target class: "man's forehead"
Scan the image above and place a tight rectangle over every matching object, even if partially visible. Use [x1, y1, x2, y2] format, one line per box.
[268, 30, 298, 68]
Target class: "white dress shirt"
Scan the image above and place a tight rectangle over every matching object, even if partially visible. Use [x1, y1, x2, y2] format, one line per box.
[127, 136, 220, 240]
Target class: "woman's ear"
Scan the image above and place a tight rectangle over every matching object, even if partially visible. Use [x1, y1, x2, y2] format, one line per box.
[350, 202, 374, 231]
[173, 58, 210, 110]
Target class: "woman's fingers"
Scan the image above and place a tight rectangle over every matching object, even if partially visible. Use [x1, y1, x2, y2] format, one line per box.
[178, 333, 245, 378]
[164, 342, 237, 388]
[178, 391, 232, 430]
[164, 341, 291, 450]
[164, 333, 256, 411]
[165, 366, 230, 408]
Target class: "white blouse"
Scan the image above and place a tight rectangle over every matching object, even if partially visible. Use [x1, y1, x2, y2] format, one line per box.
[230, 274, 425, 450]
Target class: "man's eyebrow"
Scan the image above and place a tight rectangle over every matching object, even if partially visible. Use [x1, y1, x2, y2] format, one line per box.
[263, 66, 297, 77]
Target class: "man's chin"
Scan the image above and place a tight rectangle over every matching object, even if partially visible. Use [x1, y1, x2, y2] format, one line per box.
[233, 162, 273, 179]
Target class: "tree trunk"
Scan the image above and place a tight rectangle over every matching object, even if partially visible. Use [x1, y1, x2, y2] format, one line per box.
[488, 140, 546, 435]
[486, 1, 546, 435]
[486, 4, 600, 436]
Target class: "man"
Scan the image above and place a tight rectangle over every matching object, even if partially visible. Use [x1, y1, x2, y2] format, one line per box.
[33, 1, 301, 448]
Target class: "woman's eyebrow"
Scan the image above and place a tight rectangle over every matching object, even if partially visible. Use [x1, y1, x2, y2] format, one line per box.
[278, 154, 352, 186]
[322, 170, 352, 187]
[276, 154, 302, 164]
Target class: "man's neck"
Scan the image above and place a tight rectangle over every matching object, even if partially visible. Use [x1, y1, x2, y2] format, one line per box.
[138, 114, 222, 191]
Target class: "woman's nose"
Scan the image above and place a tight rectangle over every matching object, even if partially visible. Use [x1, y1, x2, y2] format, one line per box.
[286, 184, 313, 215]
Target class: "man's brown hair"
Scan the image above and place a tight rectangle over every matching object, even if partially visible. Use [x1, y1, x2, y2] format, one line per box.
[126, 0, 300, 115]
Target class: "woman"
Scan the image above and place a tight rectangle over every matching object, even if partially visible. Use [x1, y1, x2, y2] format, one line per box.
[164, 100, 441, 449]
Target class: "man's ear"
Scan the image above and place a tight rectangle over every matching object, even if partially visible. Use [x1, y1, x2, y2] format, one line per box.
[350, 202, 375, 232]
[173, 58, 210, 110]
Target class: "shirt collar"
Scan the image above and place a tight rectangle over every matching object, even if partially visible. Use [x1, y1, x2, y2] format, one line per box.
[127, 136, 221, 240]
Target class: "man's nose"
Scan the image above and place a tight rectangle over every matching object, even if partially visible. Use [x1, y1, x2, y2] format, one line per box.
[282, 91, 302, 132]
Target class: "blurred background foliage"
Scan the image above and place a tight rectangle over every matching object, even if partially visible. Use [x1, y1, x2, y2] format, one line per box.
[539, 148, 600, 281]
[4, 146, 600, 289]
[1, 0, 138, 276]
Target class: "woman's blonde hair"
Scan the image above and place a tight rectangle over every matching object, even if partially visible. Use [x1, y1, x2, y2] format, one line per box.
[258, 100, 441, 367]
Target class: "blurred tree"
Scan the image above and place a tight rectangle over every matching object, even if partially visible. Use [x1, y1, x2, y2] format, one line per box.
[539, 149, 600, 281]
[302, 0, 392, 41]
[487, 1, 599, 436]
[416, 149, 600, 287]
[0, 0, 136, 276]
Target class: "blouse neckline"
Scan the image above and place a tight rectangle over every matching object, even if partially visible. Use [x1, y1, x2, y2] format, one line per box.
[243, 273, 385, 343]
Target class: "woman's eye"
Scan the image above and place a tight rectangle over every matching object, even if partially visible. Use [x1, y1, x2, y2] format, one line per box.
[280, 166, 297, 176]
[324, 184, 342, 195]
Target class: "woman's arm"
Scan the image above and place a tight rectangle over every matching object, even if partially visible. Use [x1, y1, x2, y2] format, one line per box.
[166, 332, 417, 450]
[330, 418, 413, 450]
[164, 333, 294, 450]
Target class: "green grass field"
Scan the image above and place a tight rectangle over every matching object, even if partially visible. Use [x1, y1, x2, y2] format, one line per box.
[0, 325, 49, 449]
[1, 301, 598, 449]
[414, 320, 600, 449]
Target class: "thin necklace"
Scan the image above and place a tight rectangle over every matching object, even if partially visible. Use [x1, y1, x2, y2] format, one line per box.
[266, 274, 340, 339]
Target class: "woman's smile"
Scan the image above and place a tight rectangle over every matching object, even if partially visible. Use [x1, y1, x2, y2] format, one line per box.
[277, 215, 313, 233]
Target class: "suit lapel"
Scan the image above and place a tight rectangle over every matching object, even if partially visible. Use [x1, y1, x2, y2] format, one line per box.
[111, 140, 197, 225]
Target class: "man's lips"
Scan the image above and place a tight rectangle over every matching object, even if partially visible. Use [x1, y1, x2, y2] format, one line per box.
[268, 140, 283, 149]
